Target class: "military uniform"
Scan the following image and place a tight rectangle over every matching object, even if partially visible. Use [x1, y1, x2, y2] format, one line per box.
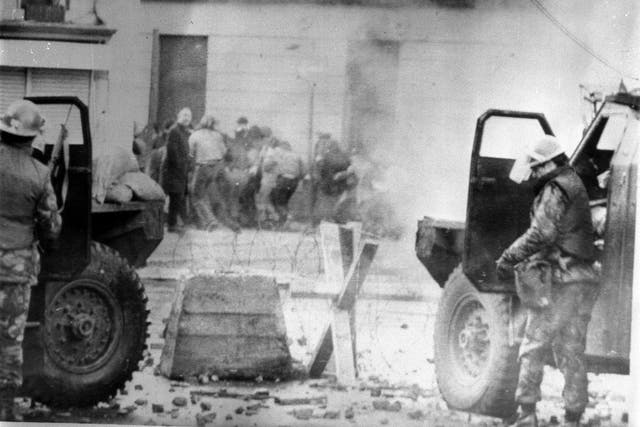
[498, 165, 598, 418]
[0, 140, 61, 389]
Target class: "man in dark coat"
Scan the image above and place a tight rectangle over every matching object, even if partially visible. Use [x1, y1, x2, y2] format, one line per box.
[145, 119, 173, 186]
[496, 136, 599, 427]
[163, 108, 192, 232]
[0, 100, 62, 420]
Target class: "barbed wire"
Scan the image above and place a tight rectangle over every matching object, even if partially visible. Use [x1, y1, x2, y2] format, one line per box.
[160, 221, 432, 384]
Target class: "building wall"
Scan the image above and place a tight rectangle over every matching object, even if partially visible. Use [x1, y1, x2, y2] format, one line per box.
[99, 0, 638, 220]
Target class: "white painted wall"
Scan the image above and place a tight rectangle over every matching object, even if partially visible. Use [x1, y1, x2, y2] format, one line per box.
[96, 0, 638, 221]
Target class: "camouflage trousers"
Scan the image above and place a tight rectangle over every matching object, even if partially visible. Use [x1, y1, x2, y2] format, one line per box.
[516, 282, 600, 414]
[0, 247, 38, 389]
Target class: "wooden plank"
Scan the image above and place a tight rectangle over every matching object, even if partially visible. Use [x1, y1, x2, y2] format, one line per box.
[308, 323, 333, 378]
[338, 225, 355, 275]
[307, 239, 378, 380]
[158, 278, 186, 377]
[177, 313, 284, 337]
[343, 223, 362, 373]
[331, 310, 356, 384]
[336, 241, 378, 311]
[319, 222, 344, 292]
[346, 221, 362, 254]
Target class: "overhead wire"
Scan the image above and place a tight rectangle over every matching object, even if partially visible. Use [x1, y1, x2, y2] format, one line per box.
[529, 0, 639, 82]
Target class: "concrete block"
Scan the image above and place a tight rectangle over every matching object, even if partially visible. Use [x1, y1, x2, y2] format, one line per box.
[160, 274, 292, 379]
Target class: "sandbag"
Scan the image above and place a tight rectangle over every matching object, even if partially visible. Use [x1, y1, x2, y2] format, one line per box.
[104, 183, 134, 204]
[119, 171, 166, 201]
[93, 146, 140, 203]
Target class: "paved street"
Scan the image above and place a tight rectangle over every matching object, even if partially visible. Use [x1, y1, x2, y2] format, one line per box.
[21, 227, 630, 426]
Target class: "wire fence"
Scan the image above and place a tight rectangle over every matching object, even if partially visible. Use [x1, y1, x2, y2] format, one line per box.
[146, 223, 437, 384]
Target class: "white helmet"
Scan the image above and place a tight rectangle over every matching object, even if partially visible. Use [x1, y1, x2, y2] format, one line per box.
[0, 100, 45, 138]
[509, 135, 565, 183]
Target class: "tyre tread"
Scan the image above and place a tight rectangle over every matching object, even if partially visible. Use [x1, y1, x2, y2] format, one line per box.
[434, 265, 519, 419]
[31, 242, 149, 407]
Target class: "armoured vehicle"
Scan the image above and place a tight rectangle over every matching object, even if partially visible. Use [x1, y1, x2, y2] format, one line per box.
[20, 97, 164, 407]
[416, 92, 638, 417]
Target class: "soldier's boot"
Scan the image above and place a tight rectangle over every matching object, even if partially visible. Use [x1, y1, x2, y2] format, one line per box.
[0, 386, 22, 421]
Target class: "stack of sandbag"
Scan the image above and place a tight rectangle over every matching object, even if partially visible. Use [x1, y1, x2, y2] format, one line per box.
[93, 146, 139, 203]
[104, 183, 134, 204]
[118, 171, 165, 201]
[93, 146, 165, 204]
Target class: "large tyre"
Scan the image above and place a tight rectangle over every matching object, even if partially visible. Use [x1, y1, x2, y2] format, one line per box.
[29, 242, 149, 407]
[434, 265, 519, 419]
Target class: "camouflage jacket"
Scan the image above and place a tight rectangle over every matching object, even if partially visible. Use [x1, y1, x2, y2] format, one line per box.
[499, 166, 598, 284]
[0, 141, 61, 249]
[0, 141, 61, 283]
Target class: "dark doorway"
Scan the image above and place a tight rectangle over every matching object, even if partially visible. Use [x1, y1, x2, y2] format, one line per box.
[343, 39, 399, 155]
[157, 35, 208, 126]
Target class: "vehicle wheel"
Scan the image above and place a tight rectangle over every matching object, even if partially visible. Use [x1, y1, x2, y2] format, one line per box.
[30, 242, 149, 407]
[434, 265, 519, 419]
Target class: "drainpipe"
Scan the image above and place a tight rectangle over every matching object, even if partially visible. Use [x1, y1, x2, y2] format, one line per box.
[630, 126, 640, 426]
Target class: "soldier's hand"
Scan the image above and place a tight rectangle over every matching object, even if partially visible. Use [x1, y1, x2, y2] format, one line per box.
[496, 259, 515, 281]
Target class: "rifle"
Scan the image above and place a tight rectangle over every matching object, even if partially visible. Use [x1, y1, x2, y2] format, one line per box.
[48, 122, 69, 211]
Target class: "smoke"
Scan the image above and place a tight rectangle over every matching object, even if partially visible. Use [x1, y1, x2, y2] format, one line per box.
[354, 143, 468, 240]
[344, 31, 470, 239]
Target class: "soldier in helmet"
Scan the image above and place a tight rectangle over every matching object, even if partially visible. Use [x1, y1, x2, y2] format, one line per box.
[496, 136, 599, 427]
[0, 100, 62, 420]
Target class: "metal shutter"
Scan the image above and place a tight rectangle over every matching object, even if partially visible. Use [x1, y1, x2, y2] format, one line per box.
[29, 69, 91, 146]
[0, 67, 26, 114]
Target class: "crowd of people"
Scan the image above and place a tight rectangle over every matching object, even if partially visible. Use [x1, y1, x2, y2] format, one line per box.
[132, 106, 407, 236]
[133, 108, 357, 232]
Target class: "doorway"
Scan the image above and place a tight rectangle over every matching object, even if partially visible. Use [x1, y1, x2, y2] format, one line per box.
[157, 35, 208, 126]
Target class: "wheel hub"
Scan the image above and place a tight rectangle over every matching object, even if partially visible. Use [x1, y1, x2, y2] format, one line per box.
[44, 279, 122, 374]
[70, 313, 96, 339]
[454, 302, 490, 378]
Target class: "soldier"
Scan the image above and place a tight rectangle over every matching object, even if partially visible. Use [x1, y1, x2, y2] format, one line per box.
[496, 136, 599, 427]
[0, 100, 62, 420]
